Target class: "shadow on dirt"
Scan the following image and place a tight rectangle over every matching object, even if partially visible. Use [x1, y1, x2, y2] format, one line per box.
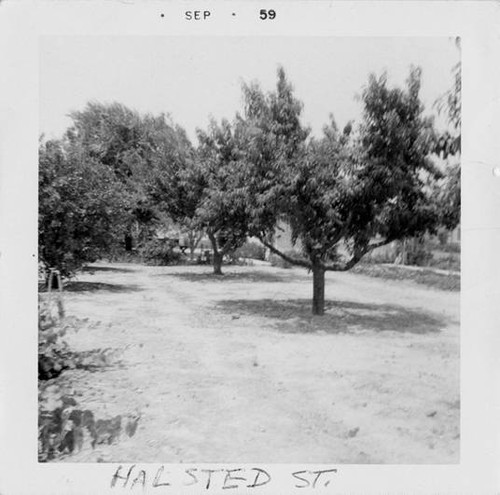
[63, 282, 141, 293]
[82, 266, 136, 274]
[165, 270, 309, 284]
[216, 298, 446, 335]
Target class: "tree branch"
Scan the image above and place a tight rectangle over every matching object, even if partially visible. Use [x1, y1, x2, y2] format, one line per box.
[324, 237, 395, 272]
[323, 248, 367, 272]
[257, 235, 311, 269]
[367, 237, 395, 250]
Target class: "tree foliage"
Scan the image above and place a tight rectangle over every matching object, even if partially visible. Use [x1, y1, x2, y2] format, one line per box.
[149, 116, 254, 275]
[39, 102, 197, 277]
[355, 68, 441, 245]
[193, 119, 251, 274]
[68, 102, 157, 183]
[39, 138, 129, 277]
[433, 48, 461, 232]
[239, 67, 310, 238]
[39, 65, 460, 316]
[239, 67, 443, 314]
[67, 102, 195, 246]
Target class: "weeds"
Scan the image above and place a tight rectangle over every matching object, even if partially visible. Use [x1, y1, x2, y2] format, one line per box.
[38, 392, 140, 462]
[38, 296, 139, 461]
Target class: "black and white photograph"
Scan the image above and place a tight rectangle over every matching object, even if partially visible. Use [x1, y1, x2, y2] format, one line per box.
[37, 36, 461, 464]
[3, 1, 500, 492]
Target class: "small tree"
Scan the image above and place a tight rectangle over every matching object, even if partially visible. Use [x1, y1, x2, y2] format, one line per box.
[149, 118, 250, 274]
[241, 67, 442, 315]
[194, 119, 250, 275]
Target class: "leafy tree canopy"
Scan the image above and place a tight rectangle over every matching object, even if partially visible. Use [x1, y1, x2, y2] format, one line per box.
[238, 66, 444, 314]
[193, 119, 251, 273]
[40, 102, 195, 276]
[68, 102, 195, 245]
[39, 138, 129, 278]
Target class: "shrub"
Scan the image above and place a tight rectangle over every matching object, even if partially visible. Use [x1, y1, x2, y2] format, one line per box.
[234, 241, 266, 261]
[363, 248, 398, 264]
[39, 296, 75, 380]
[429, 253, 460, 271]
[270, 249, 306, 269]
[407, 246, 433, 267]
[38, 296, 116, 380]
[139, 239, 182, 265]
[38, 296, 139, 461]
[270, 254, 291, 269]
[38, 392, 140, 462]
[439, 242, 461, 254]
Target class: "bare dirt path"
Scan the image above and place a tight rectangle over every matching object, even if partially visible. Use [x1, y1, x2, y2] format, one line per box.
[50, 262, 459, 463]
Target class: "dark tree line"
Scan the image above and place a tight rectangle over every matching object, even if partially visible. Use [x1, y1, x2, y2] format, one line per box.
[39, 65, 460, 315]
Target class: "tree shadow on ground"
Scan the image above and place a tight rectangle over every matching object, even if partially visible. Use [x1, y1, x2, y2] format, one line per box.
[165, 270, 309, 284]
[82, 266, 135, 274]
[215, 298, 446, 335]
[63, 282, 141, 293]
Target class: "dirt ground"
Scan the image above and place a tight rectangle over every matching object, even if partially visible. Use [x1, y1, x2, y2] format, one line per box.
[42, 261, 460, 464]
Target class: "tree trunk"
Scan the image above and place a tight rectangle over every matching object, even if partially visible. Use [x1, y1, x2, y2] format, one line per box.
[400, 238, 407, 265]
[312, 263, 325, 316]
[207, 231, 223, 275]
[46, 273, 60, 290]
[213, 251, 223, 275]
[188, 230, 202, 262]
[124, 233, 133, 252]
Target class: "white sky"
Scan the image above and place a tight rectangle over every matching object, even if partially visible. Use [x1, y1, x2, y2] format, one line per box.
[40, 37, 459, 142]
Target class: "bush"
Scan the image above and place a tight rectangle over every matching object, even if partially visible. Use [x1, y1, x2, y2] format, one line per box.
[439, 242, 461, 254]
[363, 248, 398, 264]
[234, 241, 266, 261]
[38, 392, 140, 461]
[407, 246, 433, 267]
[38, 296, 116, 380]
[38, 296, 139, 461]
[270, 249, 305, 269]
[428, 253, 460, 271]
[270, 254, 291, 269]
[139, 239, 183, 265]
[39, 296, 76, 380]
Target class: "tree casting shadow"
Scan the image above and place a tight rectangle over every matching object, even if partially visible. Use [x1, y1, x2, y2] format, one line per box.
[215, 298, 446, 335]
[63, 281, 141, 293]
[166, 270, 309, 284]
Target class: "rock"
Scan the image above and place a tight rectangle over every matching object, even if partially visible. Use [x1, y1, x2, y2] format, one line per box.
[426, 410, 437, 417]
